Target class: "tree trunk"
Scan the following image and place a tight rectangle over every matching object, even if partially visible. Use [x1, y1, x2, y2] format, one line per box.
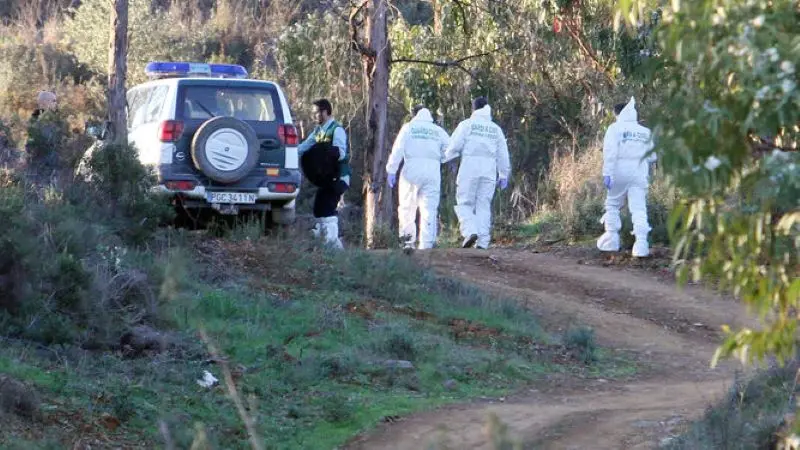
[433, 0, 443, 35]
[107, 0, 128, 145]
[362, 0, 392, 248]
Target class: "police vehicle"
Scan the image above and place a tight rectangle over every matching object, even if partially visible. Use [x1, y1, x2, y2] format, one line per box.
[91, 61, 301, 224]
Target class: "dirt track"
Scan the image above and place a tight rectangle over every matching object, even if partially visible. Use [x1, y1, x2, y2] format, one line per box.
[346, 248, 758, 450]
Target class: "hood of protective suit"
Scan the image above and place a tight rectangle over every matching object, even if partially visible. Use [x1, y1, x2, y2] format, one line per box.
[413, 108, 434, 122]
[470, 105, 492, 121]
[617, 97, 638, 123]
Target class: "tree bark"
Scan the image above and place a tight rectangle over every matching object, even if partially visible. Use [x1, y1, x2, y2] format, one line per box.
[433, 0, 443, 35]
[107, 0, 129, 144]
[361, 0, 392, 248]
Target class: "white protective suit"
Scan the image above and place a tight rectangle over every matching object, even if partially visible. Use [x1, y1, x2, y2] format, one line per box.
[444, 105, 511, 249]
[598, 97, 657, 257]
[386, 108, 450, 249]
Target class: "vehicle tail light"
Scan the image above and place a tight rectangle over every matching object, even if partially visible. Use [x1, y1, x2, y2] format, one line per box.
[165, 180, 196, 191]
[278, 124, 299, 146]
[159, 120, 184, 142]
[268, 183, 296, 193]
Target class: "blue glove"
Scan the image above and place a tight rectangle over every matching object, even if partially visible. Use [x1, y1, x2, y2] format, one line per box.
[497, 178, 508, 190]
[387, 173, 397, 189]
[603, 176, 612, 190]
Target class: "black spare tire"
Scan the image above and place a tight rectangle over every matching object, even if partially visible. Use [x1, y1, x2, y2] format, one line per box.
[191, 117, 259, 184]
[300, 141, 340, 188]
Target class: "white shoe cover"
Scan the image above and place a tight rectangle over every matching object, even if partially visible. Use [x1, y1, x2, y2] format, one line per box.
[597, 231, 620, 252]
[632, 236, 650, 257]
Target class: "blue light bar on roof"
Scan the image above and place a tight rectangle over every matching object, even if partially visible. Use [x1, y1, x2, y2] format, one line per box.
[144, 61, 248, 79]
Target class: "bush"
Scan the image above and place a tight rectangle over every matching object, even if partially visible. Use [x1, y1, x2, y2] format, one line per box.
[24, 110, 68, 168]
[0, 38, 103, 147]
[0, 137, 175, 348]
[64, 0, 206, 85]
[536, 145, 673, 245]
[564, 326, 597, 364]
[63, 0, 271, 85]
[319, 394, 354, 423]
[664, 361, 798, 449]
[84, 142, 174, 245]
[371, 323, 419, 361]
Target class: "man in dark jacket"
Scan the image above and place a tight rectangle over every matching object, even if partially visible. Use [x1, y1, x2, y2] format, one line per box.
[298, 98, 350, 249]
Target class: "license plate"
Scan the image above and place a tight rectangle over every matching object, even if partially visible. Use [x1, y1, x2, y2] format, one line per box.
[207, 192, 257, 204]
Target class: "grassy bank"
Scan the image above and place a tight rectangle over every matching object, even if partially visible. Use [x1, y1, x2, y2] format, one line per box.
[662, 362, 798, 450]
[0, 231, 638, 449]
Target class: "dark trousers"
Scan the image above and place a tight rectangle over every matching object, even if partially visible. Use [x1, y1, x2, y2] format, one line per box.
[313, 179, 349, 218]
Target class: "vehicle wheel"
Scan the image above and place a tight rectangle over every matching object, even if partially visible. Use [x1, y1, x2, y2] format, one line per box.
[191, 117, 259, 184]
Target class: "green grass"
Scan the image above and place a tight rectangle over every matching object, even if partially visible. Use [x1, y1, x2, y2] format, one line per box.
[0, 235, 639, 449]
[663, 362, 798, 450]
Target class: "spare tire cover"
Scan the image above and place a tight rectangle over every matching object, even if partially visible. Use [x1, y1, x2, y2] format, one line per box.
[191, 116, 259, 184]
[300, 141, 340, 188]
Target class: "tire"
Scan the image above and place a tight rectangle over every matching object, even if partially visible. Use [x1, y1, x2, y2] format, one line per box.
[191, 117, 259, 184]
[271, 206, 296, 226]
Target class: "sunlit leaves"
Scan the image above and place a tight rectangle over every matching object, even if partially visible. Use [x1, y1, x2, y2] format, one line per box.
[619, 0, 799, 367]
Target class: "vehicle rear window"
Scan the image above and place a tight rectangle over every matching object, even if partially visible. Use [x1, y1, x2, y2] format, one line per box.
[182, 87, 277, 122]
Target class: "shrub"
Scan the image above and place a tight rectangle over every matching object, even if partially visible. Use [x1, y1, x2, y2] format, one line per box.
[536, 145, 673, 244]
[24, 110, 68, 168]
[84, 142, 174, 245]
[664, 361, 798, 449]
[371, 323, 419, 361]
[63, 0, 271, 85]
[564, 326, 597, 364]
[319, 394, 354, 423]
[0, 37, 103, 147]
[0, 137, 175, 348]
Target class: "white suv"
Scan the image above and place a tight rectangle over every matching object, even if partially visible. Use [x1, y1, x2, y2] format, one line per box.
[92, 61, 301, 225]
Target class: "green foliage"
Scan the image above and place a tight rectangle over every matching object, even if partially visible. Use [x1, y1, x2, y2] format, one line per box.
[319, 394, 355, 423]
[372, 323, 419, 361]
[619, 0, 799, 367]
[0, 39, 103, 146]
[0, 136, 175, 347]
[63, 0, 214, 84]
[614, 9, 662, 80]
[564, 326, 598, 364]
[86, 143, 174, 244]
[664, 362, 798, 449]
[25, 110, 68, 165]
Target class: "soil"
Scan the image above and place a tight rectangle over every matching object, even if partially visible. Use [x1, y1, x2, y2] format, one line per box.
[345, 248, 758, 450]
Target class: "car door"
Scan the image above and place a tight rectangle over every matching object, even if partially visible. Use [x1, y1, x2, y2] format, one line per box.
[135, 85, 170, 166]
[126, 86, 153, 158]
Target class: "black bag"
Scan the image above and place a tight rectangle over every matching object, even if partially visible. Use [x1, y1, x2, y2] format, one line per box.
[300, 141, 340, 188]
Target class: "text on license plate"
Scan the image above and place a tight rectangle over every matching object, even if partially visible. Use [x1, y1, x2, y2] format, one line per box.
[207, 192, 257, 204]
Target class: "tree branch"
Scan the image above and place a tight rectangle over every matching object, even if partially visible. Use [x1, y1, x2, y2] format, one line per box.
[750, 134, 800, 158]
[389, 57, 477, 81]
[389, 46, 505, 90]
[390, 47, 502, 66]
[561, 18, 615, 86]
[349, 0, 375, 57]
[450, 0, 471, 41]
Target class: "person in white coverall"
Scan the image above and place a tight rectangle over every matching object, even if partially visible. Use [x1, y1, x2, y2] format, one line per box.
[444, 97, 511, 249]
[597, 97, 657, 257]
[386, 105, 450, 249]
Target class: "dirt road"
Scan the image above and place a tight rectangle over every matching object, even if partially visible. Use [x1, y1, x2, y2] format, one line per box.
[346, 248, 757, 450]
